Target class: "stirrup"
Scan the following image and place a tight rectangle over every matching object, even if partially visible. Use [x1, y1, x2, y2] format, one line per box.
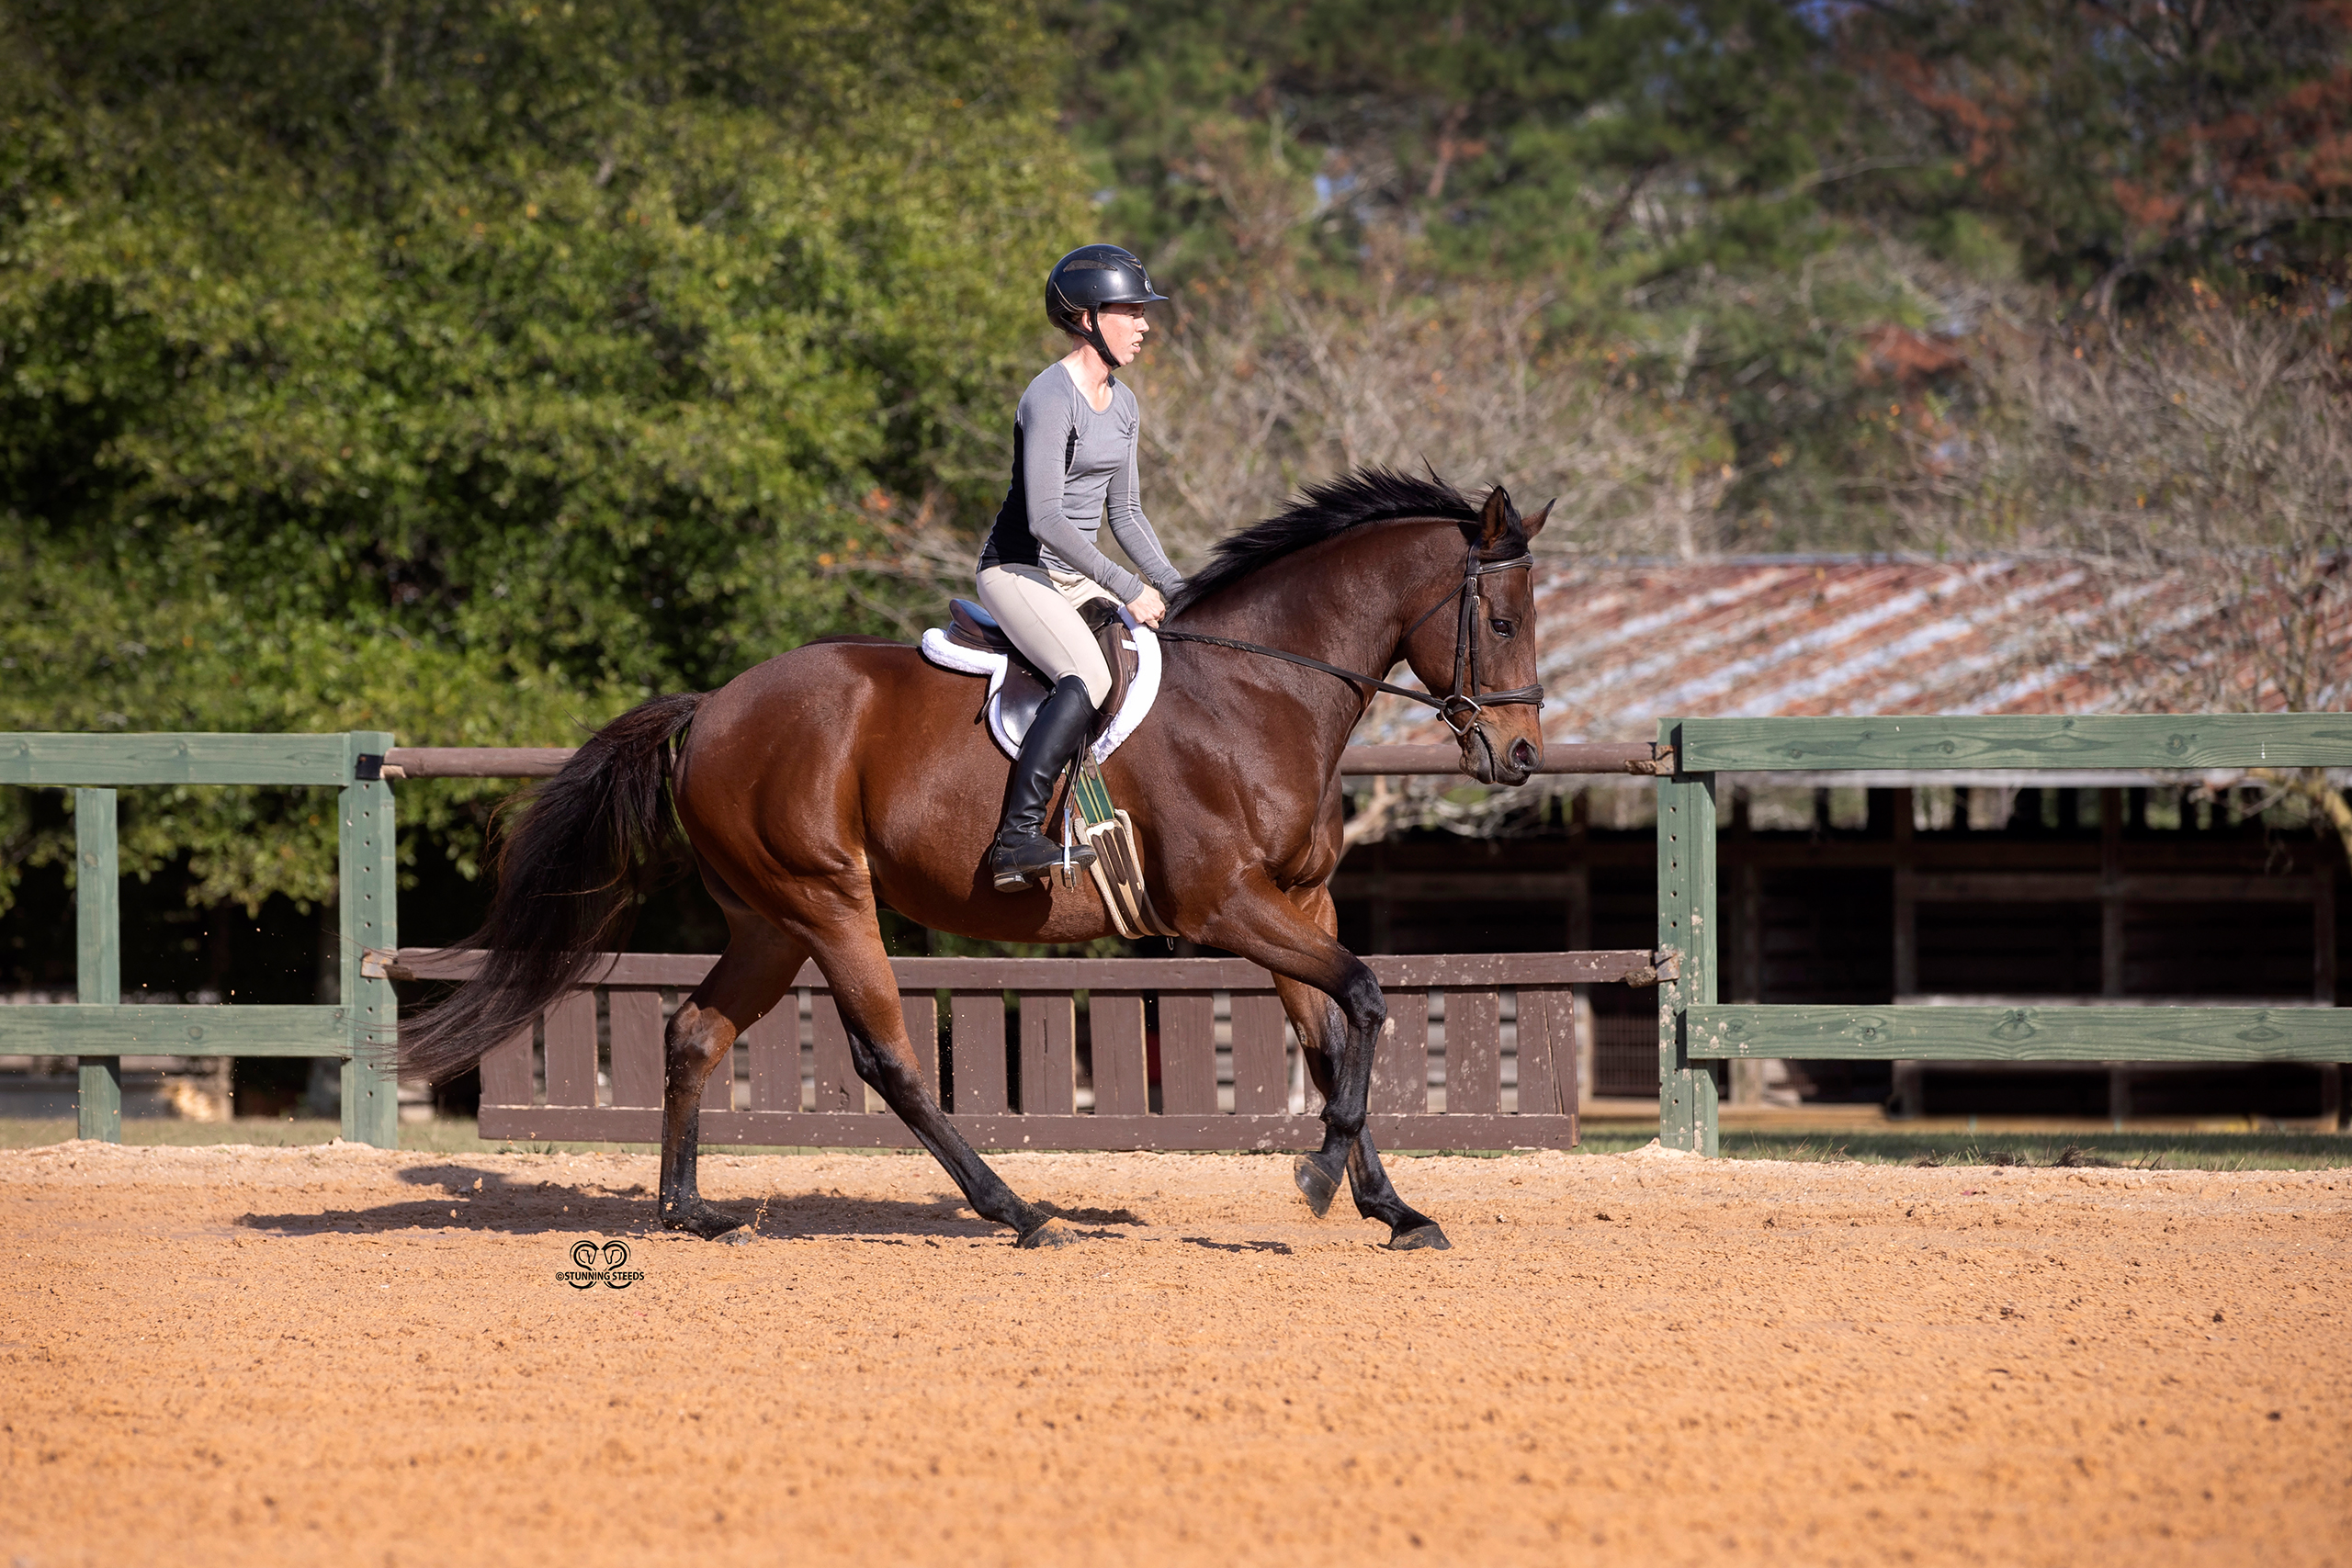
[990, 833, 1095, 892]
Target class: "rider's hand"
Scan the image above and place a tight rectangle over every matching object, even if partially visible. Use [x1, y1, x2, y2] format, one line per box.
[1126, 586, 1167, 627]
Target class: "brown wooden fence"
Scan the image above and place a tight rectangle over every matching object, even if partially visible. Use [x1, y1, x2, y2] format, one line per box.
[396, 949, 1660, 1150]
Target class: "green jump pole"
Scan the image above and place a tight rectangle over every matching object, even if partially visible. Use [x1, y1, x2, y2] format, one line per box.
[1655, 722, 1719, 1155]
[339, 731, 399, 1148]
[74, 786, 122, 1142]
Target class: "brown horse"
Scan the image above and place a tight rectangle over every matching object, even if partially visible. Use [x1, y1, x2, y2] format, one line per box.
[401, 469, 1549, 1250]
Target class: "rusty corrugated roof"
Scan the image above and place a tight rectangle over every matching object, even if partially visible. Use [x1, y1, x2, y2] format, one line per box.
[1356, 554, 2351, 748]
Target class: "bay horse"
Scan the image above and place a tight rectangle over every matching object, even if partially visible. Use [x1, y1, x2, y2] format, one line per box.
[401, 469, 1550, 1250]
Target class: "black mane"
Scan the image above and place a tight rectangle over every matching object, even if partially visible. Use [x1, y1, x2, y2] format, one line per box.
[1169, 468, 1482, 614]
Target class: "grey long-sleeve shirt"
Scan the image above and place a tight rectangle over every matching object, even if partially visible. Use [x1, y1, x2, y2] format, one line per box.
[978, 363, 1183, 604]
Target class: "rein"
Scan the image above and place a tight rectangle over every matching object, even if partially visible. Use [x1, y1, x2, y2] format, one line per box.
[1158, 547, 1543, 737]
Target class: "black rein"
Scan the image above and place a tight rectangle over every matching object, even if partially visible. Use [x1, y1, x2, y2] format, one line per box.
[1158, 548, 1543, 737]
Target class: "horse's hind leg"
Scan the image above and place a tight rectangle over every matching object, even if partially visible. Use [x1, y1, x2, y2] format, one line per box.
[660, 914, 804, 1238]
[815, 923, 1076, 1248]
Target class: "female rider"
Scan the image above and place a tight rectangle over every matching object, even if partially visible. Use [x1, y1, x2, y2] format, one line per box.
[977, 244, 1186, 892]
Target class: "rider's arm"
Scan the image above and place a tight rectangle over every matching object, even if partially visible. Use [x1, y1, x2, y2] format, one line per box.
[1104, 395, 1184, 600]
[1020, 374, 1148, 604]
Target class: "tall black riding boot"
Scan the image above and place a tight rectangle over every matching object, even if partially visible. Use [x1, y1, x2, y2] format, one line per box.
[989, 675, 1101, 892]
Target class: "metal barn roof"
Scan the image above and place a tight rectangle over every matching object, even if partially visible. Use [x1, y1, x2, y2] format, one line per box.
[1354, 554, 2351, 781]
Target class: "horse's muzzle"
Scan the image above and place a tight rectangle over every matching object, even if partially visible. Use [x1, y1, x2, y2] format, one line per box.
[1463, 729, 1541, 787]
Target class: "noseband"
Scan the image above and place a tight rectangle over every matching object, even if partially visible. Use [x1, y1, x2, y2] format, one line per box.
[1159, 547, 1544, 737]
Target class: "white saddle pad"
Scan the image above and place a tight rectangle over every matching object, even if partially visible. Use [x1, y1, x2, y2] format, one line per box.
[919, 609, 1163, 764]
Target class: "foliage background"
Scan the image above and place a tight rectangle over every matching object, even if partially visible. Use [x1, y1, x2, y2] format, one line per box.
[3, 0, 2348, 979]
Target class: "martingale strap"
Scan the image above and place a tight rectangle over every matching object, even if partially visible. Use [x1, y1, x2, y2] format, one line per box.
[1158, 549, 1542, 737]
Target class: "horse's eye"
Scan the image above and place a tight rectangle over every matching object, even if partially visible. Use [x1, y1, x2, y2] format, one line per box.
[1489, 617, 1515, 638]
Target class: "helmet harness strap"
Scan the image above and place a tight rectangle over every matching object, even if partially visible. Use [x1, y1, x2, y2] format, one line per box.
[1081, 307, 1121, 374]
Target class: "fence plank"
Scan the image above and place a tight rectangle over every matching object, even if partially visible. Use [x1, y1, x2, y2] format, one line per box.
[899, 992, 940, 1101]
[73, 787, 122, 1142]
[1443, 990, 1502, 1114]
[1374, 990, 1429, 1114]
[606, 991, 664, 1108]
[1229, 993, 1290, 1114]
[811, 992, 859, 1113]
[1687, 1003, 2352, 1062]
[1513, 987, 1573, 1116]
[951, 992, 1009, 1114]
[1158, 992, 1218, 1114]
[543, 991, 599, 1108]
[481, 1106, 1581, 1151]
[0, 1004, 352, 1056]
[1089, 993, 1148, 1116]
[0, 731, 355, 786]
[1677, 714, 2352, 773]
[744, 999, 800, 1112]
[397, 948, 1657, 990]
[1656, 749, 1721, 1156]
[1018, 995, 1076, 1116]
[336, 739, 400, 1147]
[479, 1026, 535, 1108]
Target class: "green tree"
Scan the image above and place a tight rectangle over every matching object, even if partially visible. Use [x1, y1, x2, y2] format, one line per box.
[0, 0, 1086, 914]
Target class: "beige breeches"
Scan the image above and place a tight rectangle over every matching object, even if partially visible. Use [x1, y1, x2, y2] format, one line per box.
[975, 564, 1118, 707]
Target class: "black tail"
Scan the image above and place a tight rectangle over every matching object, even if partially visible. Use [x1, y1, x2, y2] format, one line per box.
[399, 692, 703, 1085]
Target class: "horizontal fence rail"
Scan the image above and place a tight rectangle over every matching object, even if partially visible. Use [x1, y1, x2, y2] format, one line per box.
[375, 742, 1674, 780]
[1674, 715, 2352, 773]
[398, 948, 1659, 1151]
[1685, 1005, 2352, 1063]
[1656, 714, 2352, 1155]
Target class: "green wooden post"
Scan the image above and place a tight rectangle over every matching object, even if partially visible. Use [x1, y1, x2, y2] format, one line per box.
[339, 732, 399, 1148]
[74, 787, 123, 1142]
[1656, 721, 1719, 1154]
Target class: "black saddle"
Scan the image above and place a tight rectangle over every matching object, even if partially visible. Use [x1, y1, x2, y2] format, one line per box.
[946, 597, 1136, 748]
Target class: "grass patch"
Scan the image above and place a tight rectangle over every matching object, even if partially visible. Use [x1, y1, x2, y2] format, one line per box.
[1569, 1127, 2351, 1170]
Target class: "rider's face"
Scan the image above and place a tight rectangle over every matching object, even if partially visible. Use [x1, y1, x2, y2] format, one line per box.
[1094, 302, 1150, 365]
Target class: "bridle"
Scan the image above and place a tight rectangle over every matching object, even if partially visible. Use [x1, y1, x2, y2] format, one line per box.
[1158, 546, 1544, 738]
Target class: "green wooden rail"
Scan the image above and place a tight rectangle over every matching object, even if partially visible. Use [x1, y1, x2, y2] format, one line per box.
[0, 732, 398, 1147]
[1654, 715, 2352, 1153]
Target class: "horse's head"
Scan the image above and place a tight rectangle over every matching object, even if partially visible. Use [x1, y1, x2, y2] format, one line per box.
[1396, 485, 1552, 788]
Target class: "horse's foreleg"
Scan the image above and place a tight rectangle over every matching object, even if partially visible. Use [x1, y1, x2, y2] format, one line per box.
[659, 923, 800, 1239]
[823, 942, 1077, 1249]
[1271, 928, 1447, 1250]
[1200, 873, 1441, 1246]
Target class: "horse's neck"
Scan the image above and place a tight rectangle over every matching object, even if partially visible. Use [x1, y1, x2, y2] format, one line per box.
[1180, 525, 1446, 673]
[1174, 525, 1453, 753]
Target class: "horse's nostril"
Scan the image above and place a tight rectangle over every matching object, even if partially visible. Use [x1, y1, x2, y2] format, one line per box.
[1510, 739, 1539, 771]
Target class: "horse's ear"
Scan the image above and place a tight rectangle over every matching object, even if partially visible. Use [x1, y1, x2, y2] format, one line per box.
[1478, 485, 1515, 549]
[1521, 498, 1555, 540]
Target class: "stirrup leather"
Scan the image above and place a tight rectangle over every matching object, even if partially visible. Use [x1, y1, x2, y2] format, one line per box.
[1064, 757, 1177, 940]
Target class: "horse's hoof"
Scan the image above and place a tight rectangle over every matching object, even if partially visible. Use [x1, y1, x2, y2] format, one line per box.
[1017, 1218, 1080, 1249]
[1293, 1156, 1339, 1219]
[662, 1201, 746, 1241]
[1388, 1223, 1452, 1252]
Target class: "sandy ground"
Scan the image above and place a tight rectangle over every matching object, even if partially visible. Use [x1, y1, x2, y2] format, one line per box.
[1, 1141, 2346, 1567]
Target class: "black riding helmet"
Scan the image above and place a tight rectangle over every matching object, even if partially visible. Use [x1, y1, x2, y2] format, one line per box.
[1046, 243, 1168, 372]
